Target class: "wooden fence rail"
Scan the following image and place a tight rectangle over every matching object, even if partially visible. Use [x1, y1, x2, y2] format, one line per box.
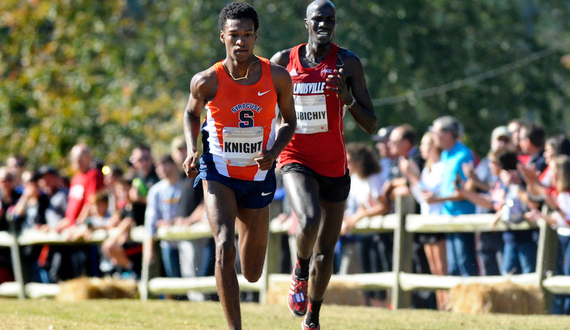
[0, 196, 564, 312]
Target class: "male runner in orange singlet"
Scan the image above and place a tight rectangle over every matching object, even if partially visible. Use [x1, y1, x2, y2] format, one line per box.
[182, 3, 296, 329]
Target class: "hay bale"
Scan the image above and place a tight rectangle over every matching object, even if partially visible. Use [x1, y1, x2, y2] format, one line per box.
[265, 279, 364, 306]
[323, 280, 364, 306]
[56, 277, 138, 302]
[265, 279, 290, 305]
[449, 281, 543, 314]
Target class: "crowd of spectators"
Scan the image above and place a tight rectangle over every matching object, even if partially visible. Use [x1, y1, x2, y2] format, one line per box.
[274, 116, 570, 314]
[1, 116, 570, 313]
[0, 138, 212, 301]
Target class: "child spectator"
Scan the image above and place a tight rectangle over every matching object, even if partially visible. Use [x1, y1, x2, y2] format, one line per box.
[101, 177, 142, 278]
[67, 191, 110, 241]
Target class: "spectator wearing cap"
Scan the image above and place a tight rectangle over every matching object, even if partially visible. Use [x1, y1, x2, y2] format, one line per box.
[463, 126, 511, 276]
[372, 126, 396, 185]
[34, 166, 68, 231]
[431, 116, 479, 277]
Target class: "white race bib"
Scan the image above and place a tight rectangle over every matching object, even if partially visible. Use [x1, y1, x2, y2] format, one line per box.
[294, 94, 328, 134]
[222, 127, 264, 167]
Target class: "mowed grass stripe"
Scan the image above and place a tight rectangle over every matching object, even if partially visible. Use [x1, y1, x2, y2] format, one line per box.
[0, 299, 568, 329]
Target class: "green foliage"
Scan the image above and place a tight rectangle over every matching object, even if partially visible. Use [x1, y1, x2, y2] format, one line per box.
[1, 0, 569, 171]
[331, 0, 570, 156]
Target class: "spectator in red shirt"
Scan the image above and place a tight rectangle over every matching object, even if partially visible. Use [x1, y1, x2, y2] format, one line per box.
[56, 144, 104, 231]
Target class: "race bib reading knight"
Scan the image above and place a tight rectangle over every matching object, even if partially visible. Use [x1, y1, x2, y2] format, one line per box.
[294, 94, 328, 134]
[222, 127, 264, 167]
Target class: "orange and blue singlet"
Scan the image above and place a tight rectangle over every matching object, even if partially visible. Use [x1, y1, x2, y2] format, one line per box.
[200, 56, 279, 182]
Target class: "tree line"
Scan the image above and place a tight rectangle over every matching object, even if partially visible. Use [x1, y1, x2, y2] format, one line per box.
[0, 0, 569, 173]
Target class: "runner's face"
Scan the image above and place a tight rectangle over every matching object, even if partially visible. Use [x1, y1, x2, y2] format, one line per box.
[305, 4, 337, 45]
[221, 19, 257, 62]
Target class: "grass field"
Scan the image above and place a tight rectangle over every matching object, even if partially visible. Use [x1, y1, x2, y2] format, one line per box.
[0, 298, 569, 329]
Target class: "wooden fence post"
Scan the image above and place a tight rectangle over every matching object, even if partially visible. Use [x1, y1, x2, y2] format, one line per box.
[391, 195, 415, 309]
[140, 235, 151, 301]
[536, 217, 558, 313]
[260, 231, 282, 304]
[8, 219, 25, 299]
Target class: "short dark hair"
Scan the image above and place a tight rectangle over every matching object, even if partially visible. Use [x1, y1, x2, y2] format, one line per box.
[133, 143, 151, 153]
[157, 154, 175, 165]
[489, 147, 518, 171]
[346, 142, 380, 178]
[219, 2, 259, 32]
[92, 191, 109, 205]
[400, 124, 417, 146]
[8, 155, 26, 167]
[108, 164, 124, 177]
[521, 123, 545, 148]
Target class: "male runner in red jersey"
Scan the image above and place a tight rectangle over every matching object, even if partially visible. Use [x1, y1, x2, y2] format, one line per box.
[182, 2, 296, 330]
[271, 1, 377, 329]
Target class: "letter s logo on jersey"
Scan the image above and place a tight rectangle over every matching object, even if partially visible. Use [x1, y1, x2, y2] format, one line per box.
[239, 110, 254, 128]
[231, 102, 262, 128]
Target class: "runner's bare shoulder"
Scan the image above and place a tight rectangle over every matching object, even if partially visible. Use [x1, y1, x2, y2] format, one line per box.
[270, 61, 293, 93]
[270, 48, 293, 68]
[191, 66, 218, 101]
[337, 47, 364, 76]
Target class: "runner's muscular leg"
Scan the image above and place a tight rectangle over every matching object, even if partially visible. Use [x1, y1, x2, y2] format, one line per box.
[235, 206, 270, 282]
[202, 180, 241, 329]
[310, 199, 346, 301]
[282, 171, 321, 260]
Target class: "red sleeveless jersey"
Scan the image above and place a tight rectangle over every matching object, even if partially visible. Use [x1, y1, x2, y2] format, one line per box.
[202, 57, 279, 181]
[278, 43, 347, 178]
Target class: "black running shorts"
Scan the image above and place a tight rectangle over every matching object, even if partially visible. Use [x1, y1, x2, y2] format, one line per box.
[280, 163, 350, 203]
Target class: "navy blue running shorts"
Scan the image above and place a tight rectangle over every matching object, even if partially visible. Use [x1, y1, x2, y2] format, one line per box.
[194, 156, 276, 209]
[280, 163, 350, 203]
